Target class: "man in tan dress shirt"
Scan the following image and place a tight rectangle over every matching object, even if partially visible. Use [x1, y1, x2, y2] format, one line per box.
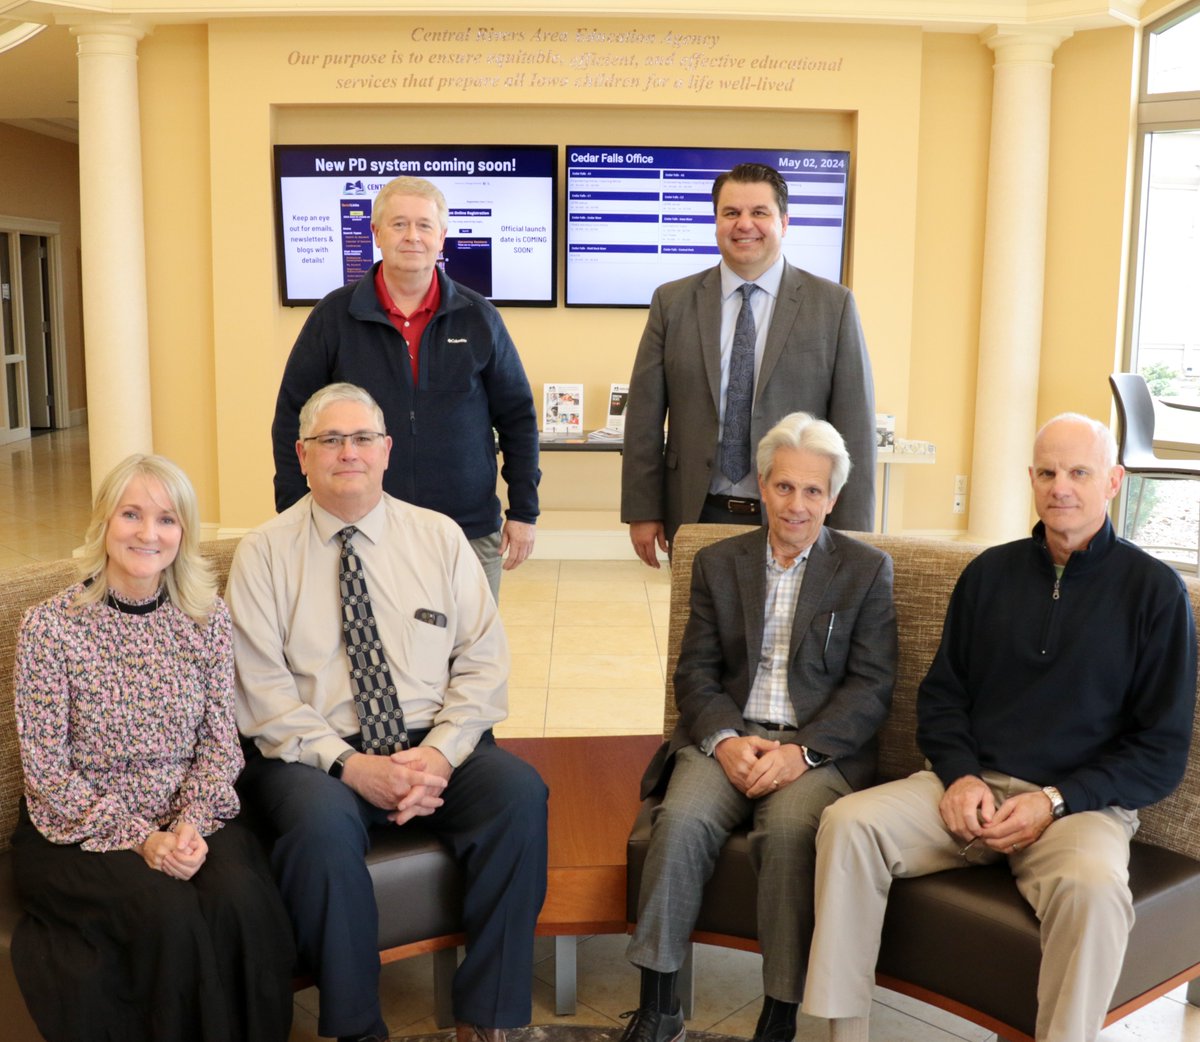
[228, 382, 548, 1042]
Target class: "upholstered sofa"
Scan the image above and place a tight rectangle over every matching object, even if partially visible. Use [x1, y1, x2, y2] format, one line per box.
[0, 539, 466, 1041]
[628, 524, 1200, 1042]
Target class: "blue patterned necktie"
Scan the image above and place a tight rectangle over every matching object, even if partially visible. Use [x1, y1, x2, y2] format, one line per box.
[720, 282, 758, 484]
[338, 526, 410, 753]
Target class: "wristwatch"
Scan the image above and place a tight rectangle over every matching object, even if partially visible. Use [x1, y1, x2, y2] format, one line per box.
[1042, 785, 1067, 819]
[802, 746, 830, 769]
[328, 748, 356, 780]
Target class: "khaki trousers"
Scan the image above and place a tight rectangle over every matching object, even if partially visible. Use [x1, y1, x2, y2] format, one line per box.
[802, 770, 1138, 1042]
[469, 530, 502, 603]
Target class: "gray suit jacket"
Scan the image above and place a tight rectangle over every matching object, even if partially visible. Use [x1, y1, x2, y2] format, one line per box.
[640, 525, 897, 799]
[620, 261, 877, 543]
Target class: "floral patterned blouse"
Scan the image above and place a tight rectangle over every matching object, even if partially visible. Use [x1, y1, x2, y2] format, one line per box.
[14, 583, 243, 852]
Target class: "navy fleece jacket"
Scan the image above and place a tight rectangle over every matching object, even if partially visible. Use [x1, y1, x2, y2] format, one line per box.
[918, 518, 1196, 813]
[273, 264, 540, 539]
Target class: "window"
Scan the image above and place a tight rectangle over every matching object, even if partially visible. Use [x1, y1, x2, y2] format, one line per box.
[1121, 2, 1200, 565]
[1131, 130, 1200, 381]
[1146, 6, 1200, 94]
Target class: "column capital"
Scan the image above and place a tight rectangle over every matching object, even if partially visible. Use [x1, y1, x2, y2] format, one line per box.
[67, 18, 149, 51]
[980, 25, 1074, 66]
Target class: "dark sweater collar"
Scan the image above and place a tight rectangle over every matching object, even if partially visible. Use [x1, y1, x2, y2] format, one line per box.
[1031, 515, 1116, 575]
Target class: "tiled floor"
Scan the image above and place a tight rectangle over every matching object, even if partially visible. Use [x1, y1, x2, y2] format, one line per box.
[0, 427, 93, 566]
[6, 428, 1200, 1042]
[285, 933, 1200, 1042]
[496, 556, 672, 740]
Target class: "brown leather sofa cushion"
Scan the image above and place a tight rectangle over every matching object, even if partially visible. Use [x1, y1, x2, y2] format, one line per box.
[366, 826, 464, 950]
[878, 840, 1200, 1037]
[628, 798, 1200, 1039]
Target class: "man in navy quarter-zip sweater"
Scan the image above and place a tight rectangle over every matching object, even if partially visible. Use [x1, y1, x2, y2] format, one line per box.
[272, 176, 540, 601]
[803, 413, 1197, 1042]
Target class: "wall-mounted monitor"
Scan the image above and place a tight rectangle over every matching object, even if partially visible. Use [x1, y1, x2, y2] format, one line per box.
[564, 145, 849, 307]
[274, 144, 558, 307]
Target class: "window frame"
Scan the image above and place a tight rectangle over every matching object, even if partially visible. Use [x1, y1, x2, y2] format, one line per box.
[1122, 0, 1200, 376]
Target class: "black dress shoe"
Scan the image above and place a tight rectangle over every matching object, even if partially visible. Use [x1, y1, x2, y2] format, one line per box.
[456, 1023, 506, 1042]
[618, 1005, 686, 1042]
[752, 1026, 796, 1042]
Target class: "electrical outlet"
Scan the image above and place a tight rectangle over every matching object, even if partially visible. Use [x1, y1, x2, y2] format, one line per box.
[953, 495, 966, 514]
[954, 474, 968, 495]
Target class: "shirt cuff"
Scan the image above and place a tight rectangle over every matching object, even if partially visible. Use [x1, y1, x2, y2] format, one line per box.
[701, 729, 740, 756]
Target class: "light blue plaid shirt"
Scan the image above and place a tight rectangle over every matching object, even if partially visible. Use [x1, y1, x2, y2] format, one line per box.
[703, 540, 808, 754]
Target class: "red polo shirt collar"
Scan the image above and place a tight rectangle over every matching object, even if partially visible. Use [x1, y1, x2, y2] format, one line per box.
[374, 265, 441, 382]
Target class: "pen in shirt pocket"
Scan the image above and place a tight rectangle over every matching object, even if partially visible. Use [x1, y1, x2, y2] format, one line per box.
[824, 612, 836, 653]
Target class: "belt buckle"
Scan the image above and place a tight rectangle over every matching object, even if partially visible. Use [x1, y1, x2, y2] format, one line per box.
[726, 497, 759, 515]
[752, 720, 789, 732]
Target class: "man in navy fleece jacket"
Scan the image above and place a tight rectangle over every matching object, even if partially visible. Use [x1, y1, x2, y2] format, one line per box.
[802, 413, 1197, 1042]
[273, 176, 540, 600]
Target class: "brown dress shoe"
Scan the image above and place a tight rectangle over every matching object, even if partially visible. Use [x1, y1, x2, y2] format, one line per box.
[455, 1022, 506, 1042]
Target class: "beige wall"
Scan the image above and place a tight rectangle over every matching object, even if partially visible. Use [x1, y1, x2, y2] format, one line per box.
[1041, 27, 1136, 430]
[0, 123, 84, 417]
[904, 33, 992, 530]
[130, 14, 1139, 537]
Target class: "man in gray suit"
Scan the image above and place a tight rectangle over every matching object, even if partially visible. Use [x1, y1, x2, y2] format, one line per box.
[621, 163, 877, 568]
[621, 412, 897, 1042]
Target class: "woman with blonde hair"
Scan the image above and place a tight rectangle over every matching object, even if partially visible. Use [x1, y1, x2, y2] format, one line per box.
[11, 453, 294, 1042]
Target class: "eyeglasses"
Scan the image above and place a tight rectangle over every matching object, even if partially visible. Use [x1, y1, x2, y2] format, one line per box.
[302, 431, 387, 451]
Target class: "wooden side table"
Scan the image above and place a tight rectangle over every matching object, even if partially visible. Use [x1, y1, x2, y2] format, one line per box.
[499, 734, 662, 1013]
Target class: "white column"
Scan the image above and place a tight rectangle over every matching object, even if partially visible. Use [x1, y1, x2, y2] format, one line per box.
[967, 27, 1072, 543]
[70, 21, 153, 492]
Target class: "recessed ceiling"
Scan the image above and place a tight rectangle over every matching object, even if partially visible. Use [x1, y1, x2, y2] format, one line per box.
[0, 20, 77, 141]
[0, 20, 45, 53]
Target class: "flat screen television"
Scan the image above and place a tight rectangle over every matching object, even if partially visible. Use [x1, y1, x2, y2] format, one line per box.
[564, 145, 849, 307]
[274, 144, 558, 307]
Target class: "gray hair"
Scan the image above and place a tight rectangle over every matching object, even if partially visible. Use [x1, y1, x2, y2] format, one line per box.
[756, 411, 852, 497]
[1034, 413, 1117, 470]
[298, 383, 387, 440]
[371, 175, 449, 230]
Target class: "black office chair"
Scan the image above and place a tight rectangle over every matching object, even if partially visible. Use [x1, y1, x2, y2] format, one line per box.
[1108, 372, 1200, 569]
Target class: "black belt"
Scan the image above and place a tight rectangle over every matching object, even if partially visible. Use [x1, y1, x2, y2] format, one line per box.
[749, 720, 795, 732]
[705, 493, 761, 516]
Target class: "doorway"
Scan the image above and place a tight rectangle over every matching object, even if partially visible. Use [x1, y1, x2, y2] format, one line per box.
[0, 220, 65, 445]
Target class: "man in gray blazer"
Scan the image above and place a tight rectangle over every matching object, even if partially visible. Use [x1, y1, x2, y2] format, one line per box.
[621, 163, 877, 568]
[621, 412, 897, 1042]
